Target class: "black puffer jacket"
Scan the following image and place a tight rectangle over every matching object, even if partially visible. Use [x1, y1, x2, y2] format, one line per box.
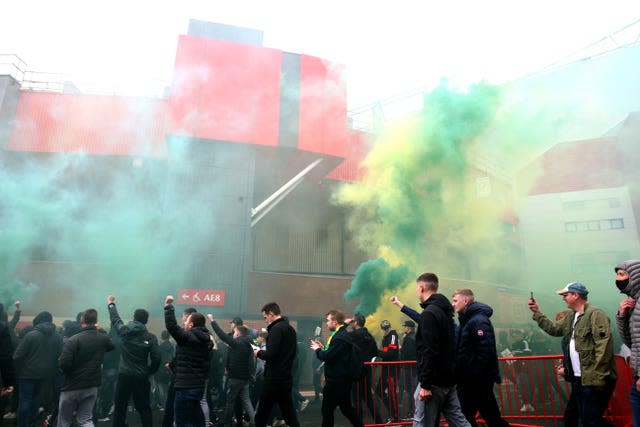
[210, 320, 254, 380]
[417, 293, 456, 389]
[256, 317, 296, 385]
[59, 327, 114, 391]
[13, 322, 63, 380]
[455, 301, 500, 383]
[164, 305, 212, 389]
[108, 304, 161, 378]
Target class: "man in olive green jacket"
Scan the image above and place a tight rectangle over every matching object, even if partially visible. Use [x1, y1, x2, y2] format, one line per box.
[528, 282, 616, 427]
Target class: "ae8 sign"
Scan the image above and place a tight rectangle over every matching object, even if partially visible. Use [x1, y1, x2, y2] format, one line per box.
[177, 288, 225, 306]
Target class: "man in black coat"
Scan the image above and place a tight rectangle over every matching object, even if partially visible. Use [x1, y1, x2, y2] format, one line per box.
[399, 319, 417, 418]
[163, 295, 212, 427]
[414, 272, 470, 427]
[452, 288, 510, 427]
[253, 302, 300, 427]
[108, 295, 161, 427]
[13, 311, 63, 427]
[208, 313, 255, 427]
[57, 308, 114, 427]
[348, 313, 382, 425]
[311, 309, 363, 427]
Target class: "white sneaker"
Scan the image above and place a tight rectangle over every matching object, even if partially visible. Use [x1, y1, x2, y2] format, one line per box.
[299, 399, 309, 412]
[97, 416, 111, 422]
[3, 412, 16, 419]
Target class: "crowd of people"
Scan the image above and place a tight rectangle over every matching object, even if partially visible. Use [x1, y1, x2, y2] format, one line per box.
[0, 258, 639, 427]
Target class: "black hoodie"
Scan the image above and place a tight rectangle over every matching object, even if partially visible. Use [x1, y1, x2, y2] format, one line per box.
[416, 293, 456, 389]
[13, 321, 63, 380]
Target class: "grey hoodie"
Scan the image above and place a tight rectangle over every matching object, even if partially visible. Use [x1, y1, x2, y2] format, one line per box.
[615, 259, 640, 373]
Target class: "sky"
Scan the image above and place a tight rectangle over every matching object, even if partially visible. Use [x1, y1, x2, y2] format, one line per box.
[1, 0, 639, 110]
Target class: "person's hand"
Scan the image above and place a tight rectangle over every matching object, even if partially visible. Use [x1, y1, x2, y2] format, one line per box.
[419, 387, 432, 401]
[310, 339, 323, 351]
[390, 296, 404, 308]
[619, 298, 636, 317]
[528, 298, 539, 313]
[107, 295, 115, 304]
[207, 314, 214, 322]
[344, 317, 353, 325]
[0, 386, 13, 397]
[164, 363, 172, 372]
[165, 295, 174, 306]
[14, 301, 20, 309]
[253, 348, 261, 358]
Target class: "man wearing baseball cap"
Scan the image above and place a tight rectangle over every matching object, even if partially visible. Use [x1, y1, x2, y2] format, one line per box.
[528, 283, 616, 427]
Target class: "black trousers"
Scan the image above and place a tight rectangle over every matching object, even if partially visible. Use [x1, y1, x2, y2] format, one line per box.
[322, 379, 363, 427]
[254, 381, 300, 427]
[112, 374, 152, 427]
[457, 380, 510, 427]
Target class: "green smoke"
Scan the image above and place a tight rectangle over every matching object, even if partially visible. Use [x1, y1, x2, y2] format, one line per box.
[336, 80, 572, 311]
[346, 258, 411, 315]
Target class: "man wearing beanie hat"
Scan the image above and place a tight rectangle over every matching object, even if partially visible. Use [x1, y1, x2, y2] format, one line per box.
[528, 283, 616, 427]
[614, 259, 640, 426]
[13, 311, 63, 427]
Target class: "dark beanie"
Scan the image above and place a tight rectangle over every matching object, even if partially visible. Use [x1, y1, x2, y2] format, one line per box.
[33, 311, 53, 326]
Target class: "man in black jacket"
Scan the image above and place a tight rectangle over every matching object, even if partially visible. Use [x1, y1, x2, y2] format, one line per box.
[399, 319, 417, 418]
[253, 302, 300, 427]
[452, 288, 510, 427]
[164, 295, 212, 427]
[348, 313, 382, 425]
[57, 308, 115, 427]
[13, 311, 63, 427]
[311, 309, 363, 427]
[107, 295, 160, 427]
[208, 313, 255, 427]
[377, 319, 400, 421]
[414, 272, 470, 427]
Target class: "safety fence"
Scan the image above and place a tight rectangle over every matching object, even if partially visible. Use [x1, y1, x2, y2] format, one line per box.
[356, 355, 633, 427]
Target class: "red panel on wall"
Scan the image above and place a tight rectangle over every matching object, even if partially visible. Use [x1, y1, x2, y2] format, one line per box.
[326, 129, 373, 182]
[298, 55, 348, 157]
[8, 92, 168, 157]
[167, 35, 281, 147]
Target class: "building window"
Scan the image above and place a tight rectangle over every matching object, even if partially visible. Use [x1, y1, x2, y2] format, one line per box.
[565, 218, 624, 232]
[562, 197, 621, 211]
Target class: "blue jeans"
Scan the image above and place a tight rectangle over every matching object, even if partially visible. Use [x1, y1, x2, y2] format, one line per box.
[630, 377, 640, 427]
[174, 387, 204, 427]
[18, 379, 43, 427]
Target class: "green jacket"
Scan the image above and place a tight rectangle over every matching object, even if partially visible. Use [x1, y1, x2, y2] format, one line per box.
[532, 303, 616, 386]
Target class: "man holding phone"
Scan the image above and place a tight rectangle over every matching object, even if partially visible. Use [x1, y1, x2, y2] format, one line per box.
[528, 283, 616, 427]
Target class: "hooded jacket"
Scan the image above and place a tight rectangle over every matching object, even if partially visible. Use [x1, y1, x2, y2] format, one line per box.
[13, 320, 63, 380]
[350, 327, 378, 363]
[455, 301, 500, 383]
[209, 320, 254, 380]
[615, 259, 640, 374]
[108, 304, 161, 378]
[416, 293, 456, 389]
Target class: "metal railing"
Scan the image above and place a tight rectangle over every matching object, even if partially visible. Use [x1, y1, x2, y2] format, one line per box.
[353, 355, 632, 427]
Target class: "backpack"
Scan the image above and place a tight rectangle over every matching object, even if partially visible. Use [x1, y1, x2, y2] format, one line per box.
[333, 335, 366, 381]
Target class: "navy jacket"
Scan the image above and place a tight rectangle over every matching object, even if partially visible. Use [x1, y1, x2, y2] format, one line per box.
[210, 320, 254, 380]
[455, 301, 500, 384]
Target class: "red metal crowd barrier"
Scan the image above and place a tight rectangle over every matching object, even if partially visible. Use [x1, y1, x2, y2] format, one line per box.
[355, 355, 633, 427]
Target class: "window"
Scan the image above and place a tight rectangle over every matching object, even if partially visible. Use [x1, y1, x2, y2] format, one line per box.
[564, 218, 624, 233]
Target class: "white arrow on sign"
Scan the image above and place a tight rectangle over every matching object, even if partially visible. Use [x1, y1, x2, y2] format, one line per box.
[182, 293, 190, 300]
